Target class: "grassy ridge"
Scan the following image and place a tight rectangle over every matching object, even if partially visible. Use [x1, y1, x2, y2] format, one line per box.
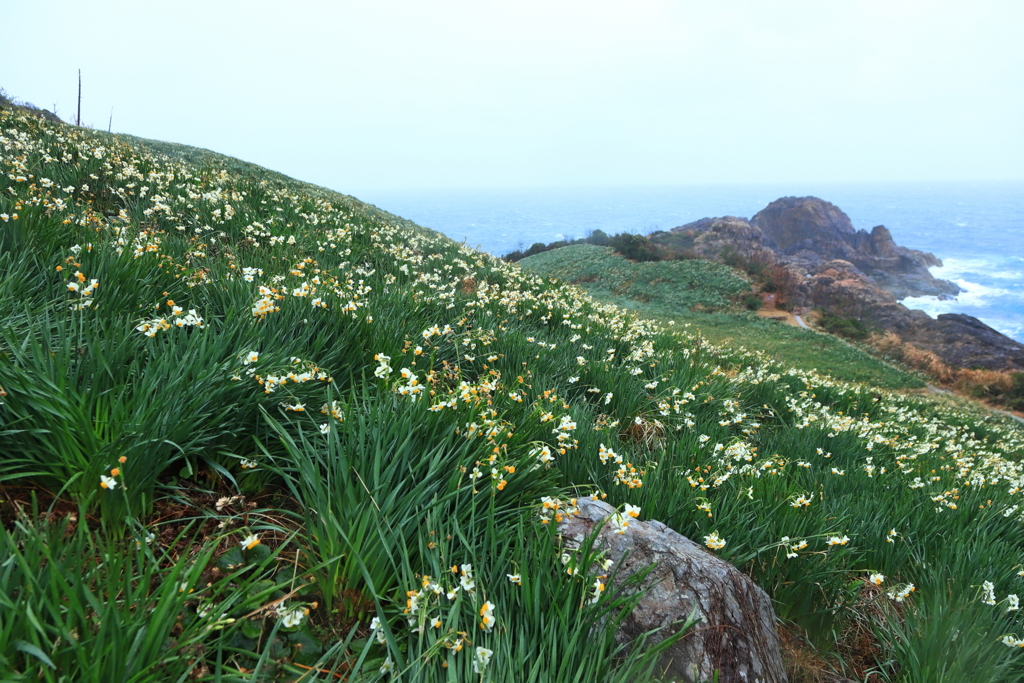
[2, 108, 1024, 682]
[520, 244, 926, 390]
[519, 243, 749, 311]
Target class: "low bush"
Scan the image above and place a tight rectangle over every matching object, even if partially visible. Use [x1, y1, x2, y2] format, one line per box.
[742, 293, 763, 311]
[818, 310, 871, 341]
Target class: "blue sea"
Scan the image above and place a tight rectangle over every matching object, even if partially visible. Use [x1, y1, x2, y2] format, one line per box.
[356, 183, 1024, 343]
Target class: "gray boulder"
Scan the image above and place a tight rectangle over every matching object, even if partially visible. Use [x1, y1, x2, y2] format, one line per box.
[559, 498, 788, 683]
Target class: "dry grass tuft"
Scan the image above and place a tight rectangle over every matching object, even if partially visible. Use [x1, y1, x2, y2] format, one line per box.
[867, 332, 1023, 411]
[619, 414, 666, 452]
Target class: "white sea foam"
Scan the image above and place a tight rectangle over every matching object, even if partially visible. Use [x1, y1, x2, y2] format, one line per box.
[929, 257, 1024, 282]
[902, 278, 1018, 314]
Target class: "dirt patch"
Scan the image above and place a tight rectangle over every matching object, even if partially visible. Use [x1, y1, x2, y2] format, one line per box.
[756, 309, 801, 327]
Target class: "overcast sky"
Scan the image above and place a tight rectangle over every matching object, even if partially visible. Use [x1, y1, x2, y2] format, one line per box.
[3, 0, 1022, 192]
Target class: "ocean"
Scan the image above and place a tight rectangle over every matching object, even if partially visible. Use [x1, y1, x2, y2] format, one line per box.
[356, 182, 1024, 343]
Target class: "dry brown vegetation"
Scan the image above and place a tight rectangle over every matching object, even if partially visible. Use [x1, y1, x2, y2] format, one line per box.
[868, 332, 1023, 412]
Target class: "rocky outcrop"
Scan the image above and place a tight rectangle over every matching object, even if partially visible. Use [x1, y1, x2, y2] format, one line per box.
[899, 314, 1024, 372]
[791, 261, 1024, 371]
[650, 197, 1024, 372]
[660, 197, 958, 300]
[558, 498, 788, 683]
[749, 197, 958, 299]
[665, 216, 777, 266]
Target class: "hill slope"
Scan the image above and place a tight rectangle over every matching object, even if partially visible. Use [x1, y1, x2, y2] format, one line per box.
[2, 107, 1024, 681]
[520, 244, 926, 390]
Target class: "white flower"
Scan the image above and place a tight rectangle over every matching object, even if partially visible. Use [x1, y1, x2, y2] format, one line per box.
[370, 616, 387, 643]
[479, 600, 495, 631]
[473, 647, 493, 674]
[704, 532, 726, 550]
[240, 534, 260, 550]
[869, 573, 885, 586]
[887, 583, 916, 603]
[982, 580, 997, 605]
[100, 475, 118, 490]
[460, 564, 475, 592]
[609, 512, 632, 534]
[276, 603, 308, 628]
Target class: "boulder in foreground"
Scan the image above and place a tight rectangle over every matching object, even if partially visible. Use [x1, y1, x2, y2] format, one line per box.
[559, 498, 788, 683]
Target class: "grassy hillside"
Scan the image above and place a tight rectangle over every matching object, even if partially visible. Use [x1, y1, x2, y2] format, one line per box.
[2, 107, 1024, 682]
[520, 244, 926, 390]
[518, 243, 750, 311]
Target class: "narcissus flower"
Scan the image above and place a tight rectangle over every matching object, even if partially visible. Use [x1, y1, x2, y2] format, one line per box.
[479, 601, 495, 631]
[240, 534, 260, 550]
[276, 603, 309, 628]
[704, 532, 726, 550]
[100, 475, 118, 490]
[473, 647, 493, 674]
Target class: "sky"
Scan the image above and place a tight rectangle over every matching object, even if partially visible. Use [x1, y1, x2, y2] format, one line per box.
[2, 0, 1023, 193]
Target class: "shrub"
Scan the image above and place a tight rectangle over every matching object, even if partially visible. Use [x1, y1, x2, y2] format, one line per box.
[818, 310, 871, 341]
[610, 233, 664, 262]
[1007, 372, 1024, 410]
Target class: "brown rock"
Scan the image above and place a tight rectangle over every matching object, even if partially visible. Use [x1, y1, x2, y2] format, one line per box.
[750, 197, 958, 300]
[897, 313, 1024, 372]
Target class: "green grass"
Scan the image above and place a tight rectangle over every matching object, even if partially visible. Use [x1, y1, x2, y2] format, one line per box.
[520, 244, 925, 390]
[2, 106, 1024, 683]
[520, 243, 749, 311]
[672, 312, 925, 390]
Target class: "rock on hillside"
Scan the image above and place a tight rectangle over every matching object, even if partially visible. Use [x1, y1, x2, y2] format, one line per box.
[559, 498, 788, 683]
[900, 313, 1024, 372]
[662, 216, 778, 267]
[800, 260, 1024, 371]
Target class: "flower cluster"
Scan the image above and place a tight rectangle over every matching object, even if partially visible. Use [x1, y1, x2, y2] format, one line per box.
[597, 443, 644, 488]
[136, 300, 204, 336]
[704, 532, 726, 550]
[538, 495, 580, 524]
[99, 455, 128, 491]
[886, 583, 916, 603]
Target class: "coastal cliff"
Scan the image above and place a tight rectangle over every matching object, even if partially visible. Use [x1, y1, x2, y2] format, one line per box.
[651, 197, 1024, 372]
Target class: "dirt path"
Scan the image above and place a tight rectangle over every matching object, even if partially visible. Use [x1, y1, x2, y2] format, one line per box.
[755, 309, 808, 328]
